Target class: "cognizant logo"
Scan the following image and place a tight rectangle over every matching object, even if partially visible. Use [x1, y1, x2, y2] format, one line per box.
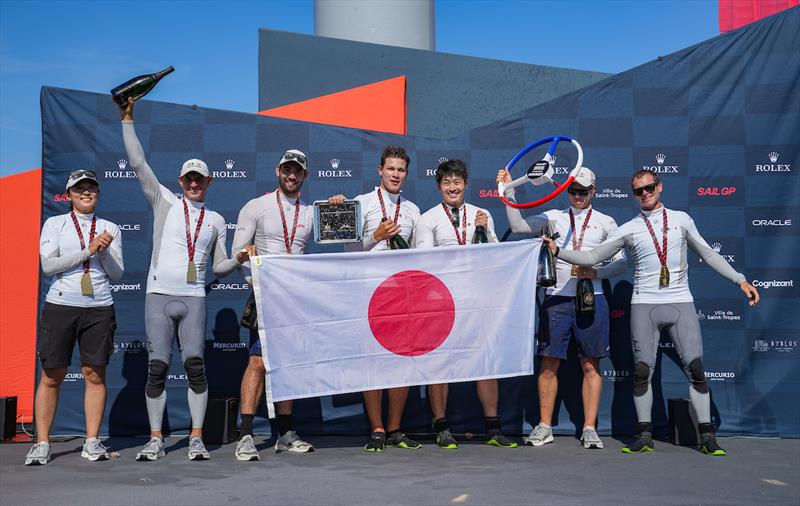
[752, 279, 794, 289]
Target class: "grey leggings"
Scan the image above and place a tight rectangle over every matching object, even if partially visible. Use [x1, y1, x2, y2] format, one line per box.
[145, 293, 207, 363]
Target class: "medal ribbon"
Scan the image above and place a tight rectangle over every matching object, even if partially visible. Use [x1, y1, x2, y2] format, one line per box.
[70, 211, 96, 273]
[441, 203, 468, 245]
[376, 187, 401, 247]
[641, 208, 668, 269]
[183, 199, 205, 262]
[276, 188, 301, 254]
[569, 208, 593, 251]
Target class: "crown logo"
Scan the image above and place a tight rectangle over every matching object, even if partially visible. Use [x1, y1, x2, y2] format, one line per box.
[437, 156, 449, 165]
[769, 152, 779, 163]
[711, 242, 722, 253]
[225, 159, 235, 170]
[117, 159, 128, 170]
[655, 153, 666, 165]
[330, 158, 340, 169]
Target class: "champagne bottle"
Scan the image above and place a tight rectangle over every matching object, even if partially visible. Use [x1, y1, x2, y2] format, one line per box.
[472, 225, 488, 244]
[111, 66, 174, 107]
[381, 217, 409, 250]
[239, 292, 258, 330]
[537, 232, 559, 287]
[576, 278, 596, 317]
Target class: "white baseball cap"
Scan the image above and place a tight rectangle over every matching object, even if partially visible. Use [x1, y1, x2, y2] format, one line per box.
[65, 169, 100, 191]
[180, 159, 210, 178]
[278, 149, 308, 171]
[573, 167, 595, 188]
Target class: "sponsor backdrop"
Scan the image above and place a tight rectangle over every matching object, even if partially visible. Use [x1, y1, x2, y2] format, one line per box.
[39, 8, 798, 437]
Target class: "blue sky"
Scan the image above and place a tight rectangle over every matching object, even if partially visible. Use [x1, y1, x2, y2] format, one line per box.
[0, 0, 719, 176]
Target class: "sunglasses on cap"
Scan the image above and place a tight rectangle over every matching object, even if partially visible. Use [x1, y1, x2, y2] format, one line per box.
[282, 152, 307, 165]
[567, 187, 592, 197]
[632, 183, 658, 197]
[68, 169, 98, 180]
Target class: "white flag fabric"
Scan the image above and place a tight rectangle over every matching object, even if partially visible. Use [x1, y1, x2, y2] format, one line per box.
[251, 239, 541, 410]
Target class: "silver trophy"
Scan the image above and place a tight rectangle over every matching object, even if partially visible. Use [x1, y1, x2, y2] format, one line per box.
[313, 200, 363, 244]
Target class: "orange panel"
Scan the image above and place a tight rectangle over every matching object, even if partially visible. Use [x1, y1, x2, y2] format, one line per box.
[259, 76, 407, 135]
[0, 168, 42, 419]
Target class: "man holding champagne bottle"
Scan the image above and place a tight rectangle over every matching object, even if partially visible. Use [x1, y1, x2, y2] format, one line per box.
[497, 166, 625, 450]
[327, 146, 422, 452]
[119, 98, 236, 461]
[542, 169, 760, 455]
[414, 159, 517, 449]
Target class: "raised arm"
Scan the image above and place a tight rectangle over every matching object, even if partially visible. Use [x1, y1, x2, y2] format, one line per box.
[496, 169, 548, 235]
[120, 100, 167, 208]
[98, 225, 124, 282]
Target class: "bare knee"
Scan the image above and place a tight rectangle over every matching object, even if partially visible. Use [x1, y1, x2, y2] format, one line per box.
[247, 355, 266, 374]
[540, 357, 561, 377]
[581, 358, 600, 377]
[40, 367, 67, 388]
[81, 365, 106, 386]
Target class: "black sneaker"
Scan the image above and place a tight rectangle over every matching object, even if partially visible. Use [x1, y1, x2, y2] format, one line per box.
[486, 432, 518, 448]
[699, 424, 726, 456]
[435, 429, 458, 449]
[386, 431, 421, 449]
[364, 431, 386, 453]
[622, 423, 654, 454]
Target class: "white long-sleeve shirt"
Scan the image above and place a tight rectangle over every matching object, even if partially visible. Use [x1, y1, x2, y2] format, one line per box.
[556, 206, 746, 304]
[506, 204, 626, 296]
[122, 120, 234, 296]
[219, 190, 314, 282]
[414, 202, 498, 248]
[346, 187, 420, 252]
[40, 212, 124, 307]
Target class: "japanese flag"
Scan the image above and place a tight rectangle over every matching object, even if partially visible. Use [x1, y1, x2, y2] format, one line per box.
[251, 239, 541, 414]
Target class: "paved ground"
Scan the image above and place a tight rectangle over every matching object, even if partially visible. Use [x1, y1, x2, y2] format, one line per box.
[1, 435, 798, 505]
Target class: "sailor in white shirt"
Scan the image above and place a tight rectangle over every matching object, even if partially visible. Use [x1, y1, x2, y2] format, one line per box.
[120, 99, 236, 461]
[328, 145, 422, 452]
[498, 166, 625, 451]
[26, 170, 124, 466]
[544, 169, 760, 456]
[415, 159, 516, 449]
[223, 149, 316, 460]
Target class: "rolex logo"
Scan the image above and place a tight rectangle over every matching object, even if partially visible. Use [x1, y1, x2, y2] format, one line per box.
[655, 153, 666, 165]
[318, 158, 352, 178]
[437, 156, 449, 165]
[330, 158, 340, 169]
[769, 152, 779, 163]
[225, 159, 235, 170]
[711, 242, 722, 253]
[211, 159, 246, 178]
[117, 159, 128, 170]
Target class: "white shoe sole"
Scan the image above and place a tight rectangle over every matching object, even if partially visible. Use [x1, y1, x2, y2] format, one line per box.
[136, 451, 165, 461]
[275, 444, 314, 453]
[81, 451, 109, 461]
[188, 452, 210, 460]
[24, 458, 49, 465]
[524, 435, 554, 447]
[235, 452, 260, 461]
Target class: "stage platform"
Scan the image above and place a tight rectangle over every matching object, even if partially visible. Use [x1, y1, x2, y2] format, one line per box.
[1, 435, 797, 505]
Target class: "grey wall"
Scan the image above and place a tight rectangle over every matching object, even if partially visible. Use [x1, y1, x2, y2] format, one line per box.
[258, 29, 610, 139]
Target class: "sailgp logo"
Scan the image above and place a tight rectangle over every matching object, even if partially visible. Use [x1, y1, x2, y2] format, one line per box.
[755, 151, 791, 172]
[643, 153, 679, 174]
[212, 159, 247, 178]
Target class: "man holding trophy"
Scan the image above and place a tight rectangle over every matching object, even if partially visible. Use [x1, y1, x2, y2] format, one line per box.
[224, 149, 316, 460]
[498, 166, 626, 450]
[542, 169, 760, 455]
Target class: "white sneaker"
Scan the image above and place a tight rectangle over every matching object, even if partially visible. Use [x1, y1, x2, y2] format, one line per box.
[81, 438, 110, 461]
[188, 436, 210, 460]
[136, 436, 165, 461]
[24, 442, 51, 465]
[581, 427, 604, 449]
[275, 430, 314, 453]
[235, 435, 260, 461]
[524, 423, 554, 447]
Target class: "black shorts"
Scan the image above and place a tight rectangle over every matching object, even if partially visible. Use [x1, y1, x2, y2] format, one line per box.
[37, 302, 116, 369]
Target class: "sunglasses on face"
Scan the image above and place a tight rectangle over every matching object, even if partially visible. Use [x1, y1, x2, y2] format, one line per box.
[567, 187, 591, 197]
[632, 183, 658, 197]
[69, 185, 98, 194]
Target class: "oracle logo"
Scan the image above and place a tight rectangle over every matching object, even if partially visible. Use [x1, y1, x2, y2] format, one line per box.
[118, 224, 141, 231]
[751, 219, 792, 227]
[696, 187, 737, 196]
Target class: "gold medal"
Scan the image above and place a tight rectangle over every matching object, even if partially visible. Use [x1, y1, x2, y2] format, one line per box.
[81, 272, 93, 296]
[659, 265, 670, 287]
[571, 265, 578, 277]
[187, 261, 197, 283]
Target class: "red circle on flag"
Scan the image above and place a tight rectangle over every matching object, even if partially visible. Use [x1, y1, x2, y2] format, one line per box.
[368, 270, 455, 356]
